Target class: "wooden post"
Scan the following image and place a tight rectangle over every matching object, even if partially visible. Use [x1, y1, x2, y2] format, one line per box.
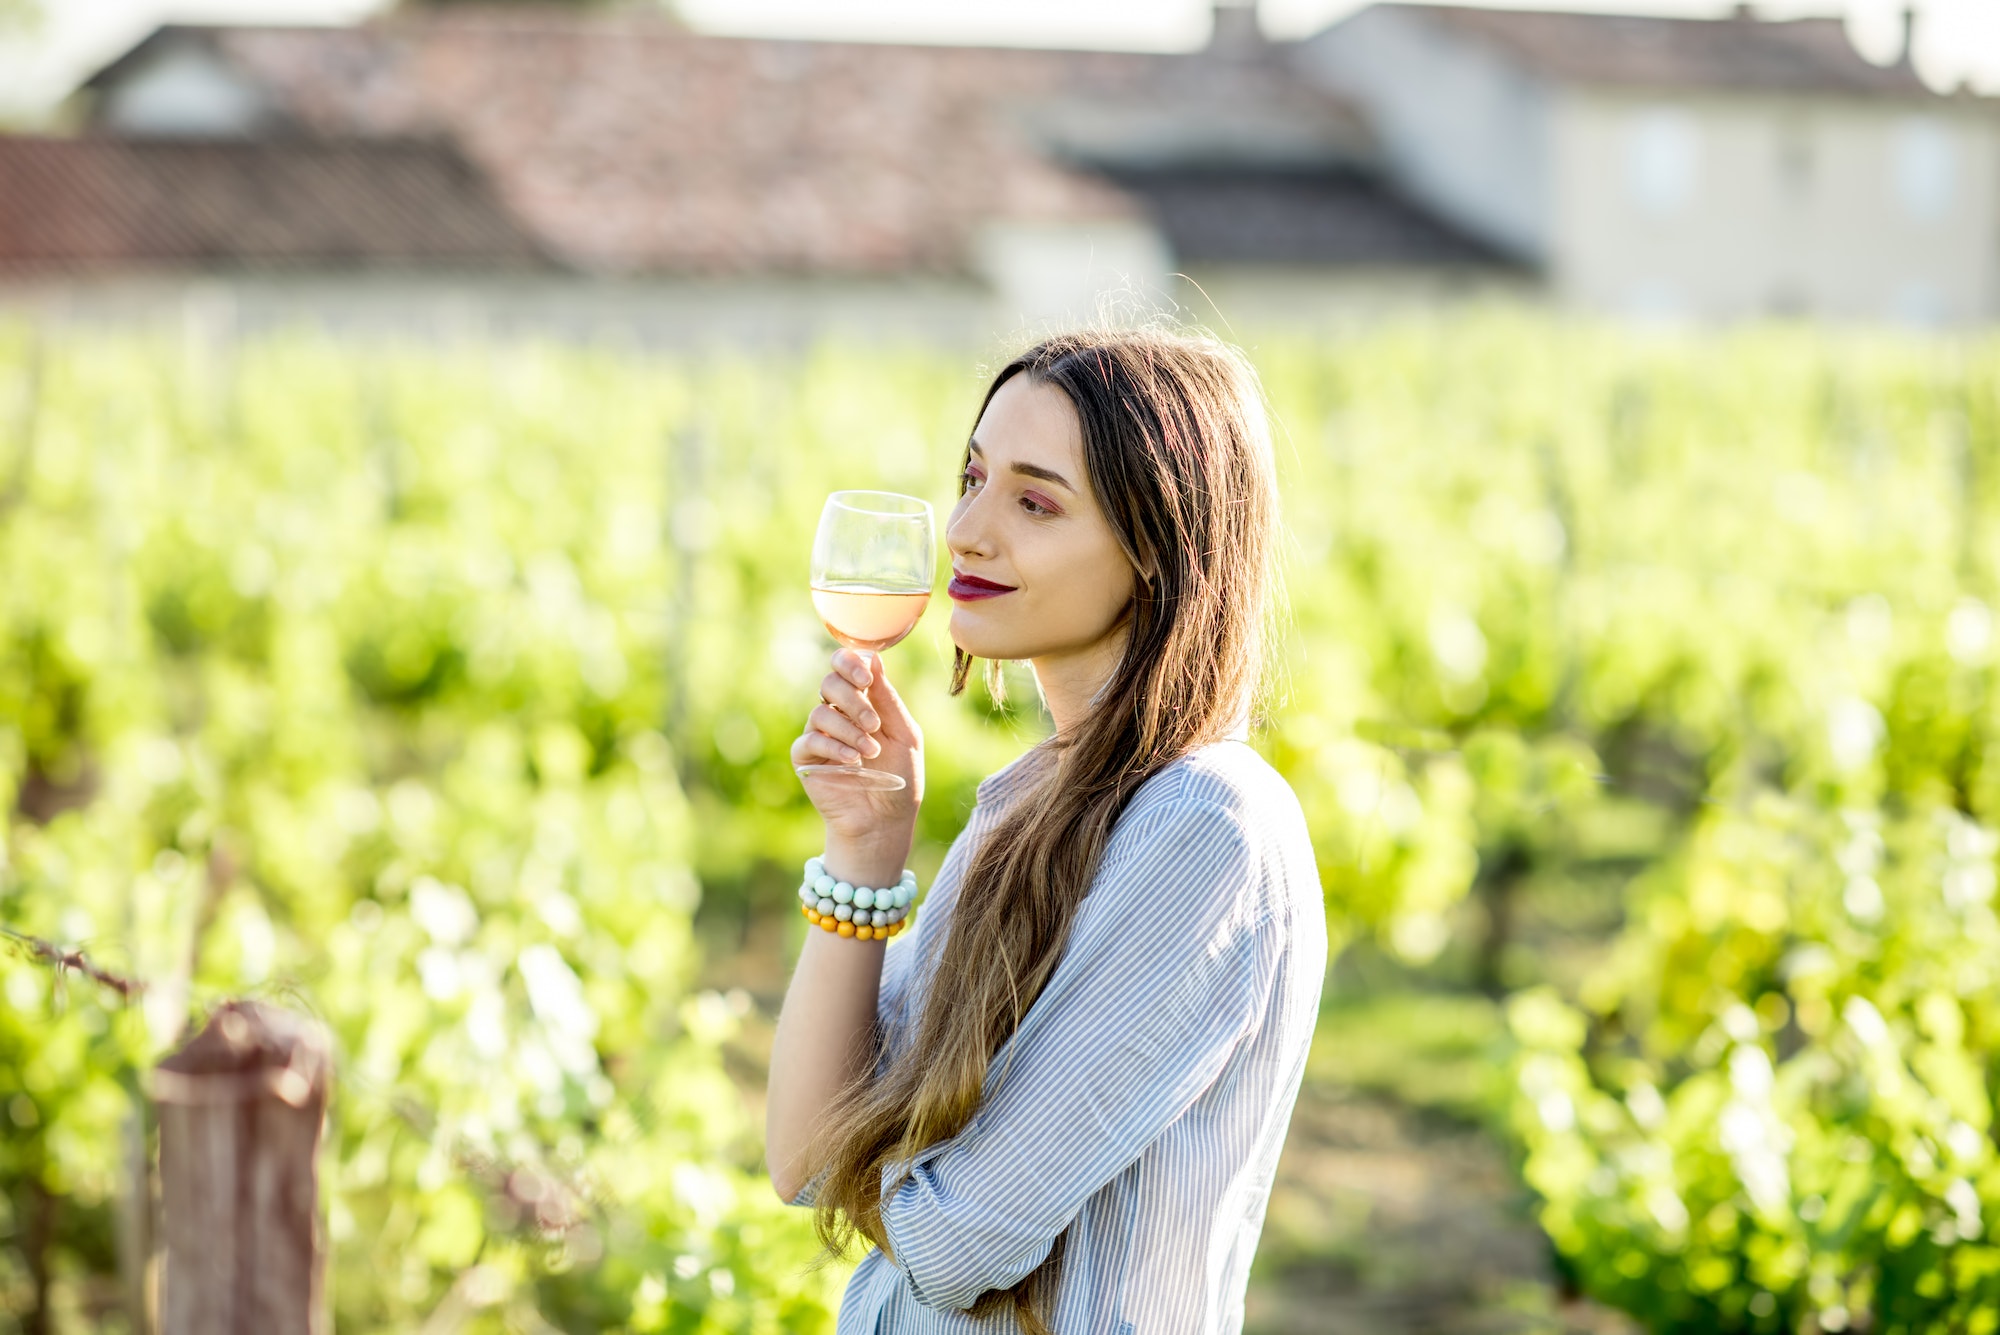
[153, 1000, 332, 1335]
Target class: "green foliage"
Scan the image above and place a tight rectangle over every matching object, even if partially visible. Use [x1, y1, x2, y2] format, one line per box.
[0, 333, 1029, 1331]
[2, 316, 1998, 1331]
[1509, 795, 2000, 1333]
[1466, 327, 2000, 1330]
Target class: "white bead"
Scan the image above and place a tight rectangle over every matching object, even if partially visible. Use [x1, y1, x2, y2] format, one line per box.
[799, 884, 816, 905]
[854, 887, 875, 909]
[816, 897, 836, 915]
[814, 874, 835, 894]
[834, 903, 854, 922]
[833, 882, 854, 905]
[806, 857, 825, 880]
[901, 869, 917, 887]
[887, 906, 903, 923]
[864, 909, 881, 927]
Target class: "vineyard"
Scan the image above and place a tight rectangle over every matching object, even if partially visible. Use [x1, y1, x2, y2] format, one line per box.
[2, 316, 1999, 1333]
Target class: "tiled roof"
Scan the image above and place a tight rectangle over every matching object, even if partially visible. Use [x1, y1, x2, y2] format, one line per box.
[1100, 166, 1521, 267]
[1394, 5, 1939, 96]
[86, 15, 1372, 277]
[0, 134, 547, 273]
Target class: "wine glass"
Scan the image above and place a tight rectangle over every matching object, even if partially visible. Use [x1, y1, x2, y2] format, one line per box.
[797, 490, 935, 791]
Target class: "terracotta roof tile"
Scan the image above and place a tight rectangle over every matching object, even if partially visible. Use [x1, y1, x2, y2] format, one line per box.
[189, 18, 1136, 275]
[135, 13, 1367, 276]
[0, 134, 547, 273]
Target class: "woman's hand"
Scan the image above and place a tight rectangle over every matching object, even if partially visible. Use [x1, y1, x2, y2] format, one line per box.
[791, 648, 922, 871]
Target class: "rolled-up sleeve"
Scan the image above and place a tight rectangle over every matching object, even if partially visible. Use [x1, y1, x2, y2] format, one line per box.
[875, 799, 1276, 1311]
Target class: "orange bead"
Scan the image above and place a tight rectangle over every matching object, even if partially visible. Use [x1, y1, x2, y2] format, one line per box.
[819, 916, 837, 933]
[852, 925, 872, 940]
[837, 921, 855, 938]
[805, 908, 820, 924]
[887, 921, 903, 937]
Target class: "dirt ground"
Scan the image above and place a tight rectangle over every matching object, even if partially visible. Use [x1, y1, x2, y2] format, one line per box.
[1243, 1082, 1639, 1335]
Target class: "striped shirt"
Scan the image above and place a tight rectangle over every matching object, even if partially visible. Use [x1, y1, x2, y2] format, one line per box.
[788, 734, 1328, 1334]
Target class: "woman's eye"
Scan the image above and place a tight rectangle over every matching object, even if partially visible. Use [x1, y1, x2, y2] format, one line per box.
[960, 468, 983, 492]
[1020, 495, 1049, 516]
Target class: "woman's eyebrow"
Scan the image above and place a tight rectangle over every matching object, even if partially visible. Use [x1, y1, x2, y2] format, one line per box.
[968, 438, 1075, 493]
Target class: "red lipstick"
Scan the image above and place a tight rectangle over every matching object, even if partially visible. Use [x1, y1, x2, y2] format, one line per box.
[948, 570, 1017, 602]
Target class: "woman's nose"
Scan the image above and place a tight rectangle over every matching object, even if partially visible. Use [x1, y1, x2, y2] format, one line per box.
[946, 493, 994, 559]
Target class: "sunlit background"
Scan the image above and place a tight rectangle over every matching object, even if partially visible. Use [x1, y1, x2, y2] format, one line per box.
[2, 1, 1999, 1332]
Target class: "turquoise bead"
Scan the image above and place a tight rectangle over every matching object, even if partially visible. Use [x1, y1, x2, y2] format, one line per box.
[854, 887, 875, 909]
[833, 882, 854, 904]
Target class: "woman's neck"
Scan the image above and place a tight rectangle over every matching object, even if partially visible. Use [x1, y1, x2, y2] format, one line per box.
[1030, 627, 1129, 739]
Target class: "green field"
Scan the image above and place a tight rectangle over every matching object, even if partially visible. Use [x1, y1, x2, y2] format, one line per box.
[3, 317, 1999, 1333]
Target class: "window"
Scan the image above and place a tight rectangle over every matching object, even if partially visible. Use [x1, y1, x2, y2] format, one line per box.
[1775, 117, 1814, 201]
[1624, 105, 1700, 216]
[1894, 116, 1956, 222]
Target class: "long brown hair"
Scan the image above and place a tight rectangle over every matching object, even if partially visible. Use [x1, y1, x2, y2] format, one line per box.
[802, 326, 1282, 1332]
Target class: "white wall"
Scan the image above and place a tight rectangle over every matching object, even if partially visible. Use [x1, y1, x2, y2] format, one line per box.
[1554, 91, 2000, 324]
[0, 272, 1007, 351]
[96, 39, 275, 137]
[1290, 5, 1553, 263]
[0, 260, 1553, 352]
[970, 219, 1176, 333]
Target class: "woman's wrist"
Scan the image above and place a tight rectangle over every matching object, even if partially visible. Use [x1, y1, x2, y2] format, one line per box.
[822, 831, 913, 889]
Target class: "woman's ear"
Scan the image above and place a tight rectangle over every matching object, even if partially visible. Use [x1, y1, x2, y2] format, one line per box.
[1131, 533, 1160, 589]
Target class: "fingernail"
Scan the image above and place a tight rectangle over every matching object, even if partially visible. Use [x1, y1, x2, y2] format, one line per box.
[863, 738, 881, 757]
[841, 745, 861, 761]
[862, 712, 880, 730]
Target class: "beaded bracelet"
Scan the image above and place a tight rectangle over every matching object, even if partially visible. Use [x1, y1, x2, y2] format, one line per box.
[796, 855, 916, 941]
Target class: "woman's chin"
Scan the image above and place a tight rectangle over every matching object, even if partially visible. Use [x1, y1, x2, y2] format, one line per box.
[948, 605, 1031, 662]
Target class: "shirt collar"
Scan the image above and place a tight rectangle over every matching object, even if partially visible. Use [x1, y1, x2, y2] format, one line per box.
[974, 743, 1054, 805]
[975, 719, 1252, 805]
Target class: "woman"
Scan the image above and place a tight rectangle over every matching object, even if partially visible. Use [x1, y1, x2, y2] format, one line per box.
[766, 327, 1326, 1334]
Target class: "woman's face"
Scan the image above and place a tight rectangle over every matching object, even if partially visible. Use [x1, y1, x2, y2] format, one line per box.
[945, 373, 1139, 669]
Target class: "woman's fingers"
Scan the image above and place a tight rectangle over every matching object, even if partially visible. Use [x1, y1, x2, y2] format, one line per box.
[818, 667, 879, 733]
[791, 727, 863, 766]
[815, 647, 918, 754]
[830, 647, 874, 692]
[810, 703, 879, 758]
[863, 654, 921, 743]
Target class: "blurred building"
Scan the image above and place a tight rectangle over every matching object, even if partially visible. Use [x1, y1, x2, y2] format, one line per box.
[0, 2, 1988, 342]
[0, 4, 1514, 344]
[1296, 4, 1997, 323]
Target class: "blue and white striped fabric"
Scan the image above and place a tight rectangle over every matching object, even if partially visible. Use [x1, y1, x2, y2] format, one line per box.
[788, 734, 1328, 1334]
